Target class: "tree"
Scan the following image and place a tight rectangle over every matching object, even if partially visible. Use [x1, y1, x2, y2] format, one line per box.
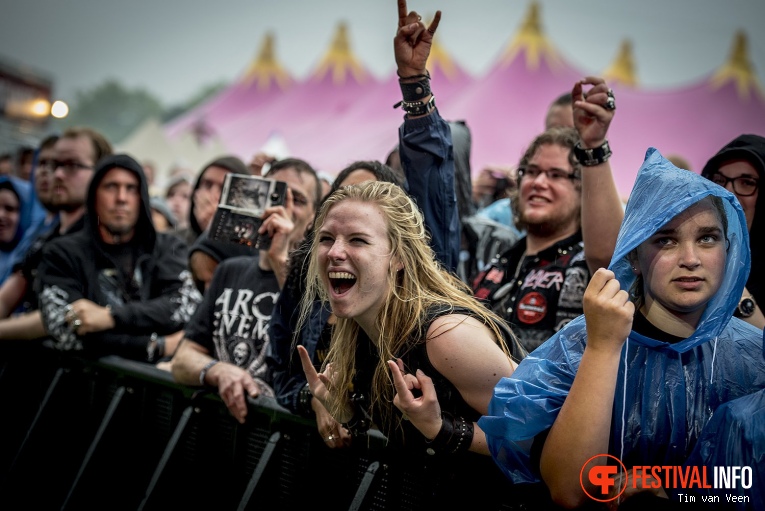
[55, 80, 164, 145]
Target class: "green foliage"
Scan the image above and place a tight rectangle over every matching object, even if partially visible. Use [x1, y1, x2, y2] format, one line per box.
[56, 79, 228, 145]
[57, 80, 164, 144]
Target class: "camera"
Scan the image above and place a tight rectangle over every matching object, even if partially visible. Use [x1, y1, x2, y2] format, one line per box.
[209, 173, 288, 250]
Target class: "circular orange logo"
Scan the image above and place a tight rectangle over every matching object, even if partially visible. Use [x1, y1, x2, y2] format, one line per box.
[579, 454, 627, 503]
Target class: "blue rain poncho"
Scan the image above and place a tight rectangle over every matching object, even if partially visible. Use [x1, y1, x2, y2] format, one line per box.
[0, 175, 46, 284]
[479, 148, 765, 484]
[681, 336, 765, 509]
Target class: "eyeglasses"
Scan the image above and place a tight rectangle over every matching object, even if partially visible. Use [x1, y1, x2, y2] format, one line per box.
[51, 161, 94, 174]
[710, 173, 759, 197]
[517, 166, 579, 183]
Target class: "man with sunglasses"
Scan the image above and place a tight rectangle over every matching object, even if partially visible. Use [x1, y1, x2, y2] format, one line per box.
[0, 128, 113, 342]
[702, 134, 765, 328]
[472, 77, 623, 352]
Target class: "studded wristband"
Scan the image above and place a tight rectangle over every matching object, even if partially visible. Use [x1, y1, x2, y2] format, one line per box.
[573, 140, 612, 167]
[394, 96, 436, 117]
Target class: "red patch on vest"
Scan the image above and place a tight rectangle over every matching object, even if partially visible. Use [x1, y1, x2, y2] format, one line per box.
[517, 292, 547, 325]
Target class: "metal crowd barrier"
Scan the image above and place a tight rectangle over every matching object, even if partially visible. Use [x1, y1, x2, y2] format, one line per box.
[0, 344, 540, 511]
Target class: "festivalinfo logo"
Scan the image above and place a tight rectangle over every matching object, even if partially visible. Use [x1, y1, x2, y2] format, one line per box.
[580, 454, 753, 505]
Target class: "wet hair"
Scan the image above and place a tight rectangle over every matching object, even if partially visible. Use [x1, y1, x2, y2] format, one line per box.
[298, 181, 522, 433]
[283, 160, 400, 300]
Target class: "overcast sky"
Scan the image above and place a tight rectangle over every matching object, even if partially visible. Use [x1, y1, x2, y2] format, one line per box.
[2, 0, 764, 106]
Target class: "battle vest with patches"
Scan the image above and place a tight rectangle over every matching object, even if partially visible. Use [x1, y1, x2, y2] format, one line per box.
[472, 231, 589, 353]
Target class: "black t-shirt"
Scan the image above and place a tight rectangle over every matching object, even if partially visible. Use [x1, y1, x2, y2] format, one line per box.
[184, 254, 279, 392]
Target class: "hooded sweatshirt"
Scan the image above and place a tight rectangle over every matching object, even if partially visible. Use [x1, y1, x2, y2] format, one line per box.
[0, 175, 46, 284]
[177, 156, 248, 246]
[37, 154, 202, 361]
[479, 148, 765, 484]
[701, 134, 765, 311]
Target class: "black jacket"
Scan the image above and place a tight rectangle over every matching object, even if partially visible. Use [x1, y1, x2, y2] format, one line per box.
[37, 154, 202, 361]
[702, 134, 765, 308]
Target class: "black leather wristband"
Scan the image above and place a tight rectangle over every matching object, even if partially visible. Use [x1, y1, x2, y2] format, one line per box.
[399, 78, 431, 102]
[573, 140, 612, 167]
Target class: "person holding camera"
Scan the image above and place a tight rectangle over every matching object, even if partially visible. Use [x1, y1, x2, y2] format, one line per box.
[169, 158, 321, 423]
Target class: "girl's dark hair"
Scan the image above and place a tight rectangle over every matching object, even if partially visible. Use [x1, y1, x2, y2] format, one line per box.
[331, 160, 404, 195]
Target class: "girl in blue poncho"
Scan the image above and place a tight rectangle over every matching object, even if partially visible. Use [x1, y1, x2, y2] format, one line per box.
[480, 148, 765, 509]
[0, 175, 45, 285]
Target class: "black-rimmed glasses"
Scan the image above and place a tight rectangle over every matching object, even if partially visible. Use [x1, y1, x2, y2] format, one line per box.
[517, 166, 579, 183]
[710, 173, 759, 197]
[49, 161, 94, 173]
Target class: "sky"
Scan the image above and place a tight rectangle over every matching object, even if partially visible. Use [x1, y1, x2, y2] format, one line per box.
[1, 0, 764, 107]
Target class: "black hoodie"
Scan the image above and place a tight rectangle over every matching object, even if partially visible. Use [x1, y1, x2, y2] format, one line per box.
[702, 134, 765, 308]
[178, 155, 248, 246]
[36, 154, 203, 361]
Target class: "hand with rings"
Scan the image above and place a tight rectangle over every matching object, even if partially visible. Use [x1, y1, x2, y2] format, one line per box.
[314, 393, 352, 449]
[63, 299, 116, 335]
[572, 76, 616, 149]
[65, 304, 81, 332]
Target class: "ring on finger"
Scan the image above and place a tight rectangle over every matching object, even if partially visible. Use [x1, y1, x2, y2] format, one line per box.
[73, 318, 82, 329]
[604, 97, 616, 111]
[325, 434, 335, 442]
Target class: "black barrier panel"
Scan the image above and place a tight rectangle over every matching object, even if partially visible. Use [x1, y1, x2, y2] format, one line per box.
[1, 347, 555, 511]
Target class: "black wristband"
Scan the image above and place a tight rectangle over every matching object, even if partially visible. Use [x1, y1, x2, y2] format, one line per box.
[298, 383, 314, 417]
[399, 78, 431, 102]
[394, 96, 436, 116]
[573, 140, 612, 167]
[424, 411, 474, 455]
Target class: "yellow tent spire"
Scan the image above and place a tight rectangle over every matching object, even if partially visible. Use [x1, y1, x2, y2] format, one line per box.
[240, 32, 292, 91]
[312, 22, 368, 85]
[423, 15, 459, 81]
[602, 40, 638, 87]
[499, 1, 562, 70]
[710, 30, 764, 100]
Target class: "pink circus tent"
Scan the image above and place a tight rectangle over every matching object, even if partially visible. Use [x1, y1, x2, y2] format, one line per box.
[161, 2, 765, 199]
[441, 3, 583, 174]
[164, 33, 293, 142]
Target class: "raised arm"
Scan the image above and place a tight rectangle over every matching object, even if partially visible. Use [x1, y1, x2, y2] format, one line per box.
[540, 268, 633, 508]
[394, 1, 459, 271]
[574, 77, 624, 274]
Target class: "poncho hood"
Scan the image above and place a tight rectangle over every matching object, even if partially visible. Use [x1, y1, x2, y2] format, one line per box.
[609, 147, 749, 353]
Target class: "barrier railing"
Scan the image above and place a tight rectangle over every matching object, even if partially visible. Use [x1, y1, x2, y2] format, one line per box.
[0, 344, 541, 510]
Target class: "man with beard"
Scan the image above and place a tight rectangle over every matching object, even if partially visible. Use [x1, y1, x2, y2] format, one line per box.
[472, 78, 623, 353]
[36, 154, 201, 362]
[0, 128, 112, 340]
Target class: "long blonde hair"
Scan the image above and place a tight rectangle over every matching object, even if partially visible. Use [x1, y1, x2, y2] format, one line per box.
[297, 181, 522, 430]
